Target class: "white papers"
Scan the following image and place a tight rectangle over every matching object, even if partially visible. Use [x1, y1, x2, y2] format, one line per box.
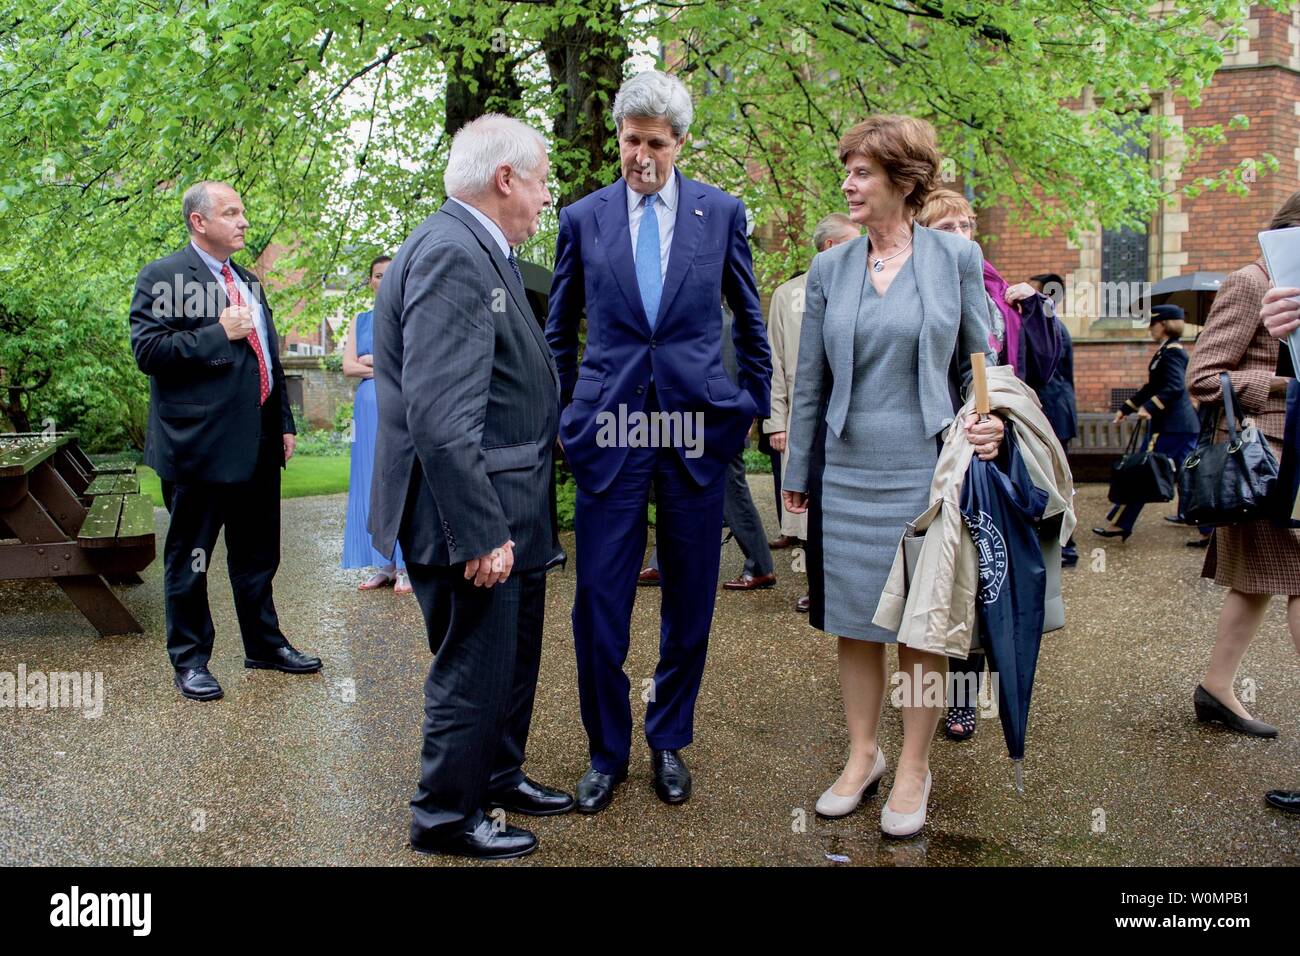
[1258, 226, 1300, 373]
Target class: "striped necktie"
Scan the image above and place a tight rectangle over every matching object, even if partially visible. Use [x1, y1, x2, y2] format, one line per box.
[220, 263, 270, 405]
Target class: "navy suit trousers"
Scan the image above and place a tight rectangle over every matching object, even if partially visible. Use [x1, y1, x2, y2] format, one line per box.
[572, 395, 726, 774]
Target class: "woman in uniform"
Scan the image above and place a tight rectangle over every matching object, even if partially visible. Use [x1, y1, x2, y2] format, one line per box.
[1093, 303, 1209, 545]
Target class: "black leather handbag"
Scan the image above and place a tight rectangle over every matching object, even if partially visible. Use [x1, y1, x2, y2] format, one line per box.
[1108, 418, 1177, 505]
[1178, 373, 1279, 526]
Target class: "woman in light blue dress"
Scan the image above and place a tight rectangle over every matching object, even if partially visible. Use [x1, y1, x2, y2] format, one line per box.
[342, 256, 409, 593]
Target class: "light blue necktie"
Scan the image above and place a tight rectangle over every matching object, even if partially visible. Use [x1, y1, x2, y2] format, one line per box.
[636, 193, 663, 328]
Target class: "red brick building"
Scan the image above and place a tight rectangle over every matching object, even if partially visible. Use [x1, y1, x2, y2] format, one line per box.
[980, 2, 1300, 413]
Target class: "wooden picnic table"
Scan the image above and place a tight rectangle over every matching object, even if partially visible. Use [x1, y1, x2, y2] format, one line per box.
[0, 432, 155, 636]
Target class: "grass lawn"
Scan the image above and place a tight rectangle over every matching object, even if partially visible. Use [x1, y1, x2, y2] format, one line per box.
[137, 456, 351, 507]
[134, 444, 770, 510]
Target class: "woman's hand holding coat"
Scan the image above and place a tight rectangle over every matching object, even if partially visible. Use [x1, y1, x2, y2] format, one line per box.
[965, 412, 1005, 461]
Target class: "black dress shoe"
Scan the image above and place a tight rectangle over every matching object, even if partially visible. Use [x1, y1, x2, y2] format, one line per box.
[575, 767, 627, 814]
[651, 749, 692, 804]
[245, 643, 323, 673]
[174, 666, 223, 701]
[411, 816, 537, 861]
[1091, 526, 1131, 541]
[1186, 536, 1211, 548]
[487, 777, 575, 816]
[1164, 515, 1191, 525]
[1193, 685, 1278, 738]
[1265, 790, 1300, 813]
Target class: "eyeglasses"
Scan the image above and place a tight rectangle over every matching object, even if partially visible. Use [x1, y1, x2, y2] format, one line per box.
[932, 219, 977, 236]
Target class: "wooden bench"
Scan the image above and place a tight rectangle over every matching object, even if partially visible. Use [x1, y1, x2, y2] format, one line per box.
[1067, 413, 1137, 483]
[87, 454, 139, 476]
[83, 472, 142, 497]
[0, 433, 155, 636]
[79, 494, 154, 549]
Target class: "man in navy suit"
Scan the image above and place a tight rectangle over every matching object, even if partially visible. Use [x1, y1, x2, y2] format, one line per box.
[546, 70, 771, 812]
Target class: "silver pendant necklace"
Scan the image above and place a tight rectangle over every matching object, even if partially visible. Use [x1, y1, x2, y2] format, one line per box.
[869, 230, 913, 272]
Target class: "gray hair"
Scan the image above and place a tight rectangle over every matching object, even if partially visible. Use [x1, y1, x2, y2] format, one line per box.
[182, 180, 226, 232]
[443, 114, 548, 200]
[612, 70, 694, 139]
[812, 212, 856, 252]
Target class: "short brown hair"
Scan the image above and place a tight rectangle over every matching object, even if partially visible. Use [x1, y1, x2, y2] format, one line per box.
[838, 115, 941, 215]
[917, 188, 974, 228]
[1157, 317, 1186, 338]
[1269, 190, 1300, 230]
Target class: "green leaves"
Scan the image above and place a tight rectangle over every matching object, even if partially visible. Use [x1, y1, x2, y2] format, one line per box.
[0, 0, 1271, 431]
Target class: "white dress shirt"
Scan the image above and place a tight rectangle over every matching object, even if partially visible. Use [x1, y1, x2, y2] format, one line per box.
[627, 173, 677, 283]
[448, 197, 512, 259]
[191, 241, 272, 371]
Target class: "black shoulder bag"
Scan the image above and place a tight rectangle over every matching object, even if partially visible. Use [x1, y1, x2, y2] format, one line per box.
[1178, 372, 1279, 526]
[1108, 418, 1176, 505]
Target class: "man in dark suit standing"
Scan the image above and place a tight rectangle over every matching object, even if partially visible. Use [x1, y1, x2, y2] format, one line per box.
[370, 115, 571, 861]
[130, 181, 321, 703]
[546, 70, 772, 813]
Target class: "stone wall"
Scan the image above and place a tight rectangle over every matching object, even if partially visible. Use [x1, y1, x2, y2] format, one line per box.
[281, 355, 356, 430]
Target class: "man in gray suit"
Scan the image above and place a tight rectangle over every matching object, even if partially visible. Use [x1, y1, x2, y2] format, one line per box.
[370, 114, 571, 861]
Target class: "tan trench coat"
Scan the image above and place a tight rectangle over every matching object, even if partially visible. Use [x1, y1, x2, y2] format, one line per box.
[763, 272, 809, 539]
[872, 365, 1076, 658]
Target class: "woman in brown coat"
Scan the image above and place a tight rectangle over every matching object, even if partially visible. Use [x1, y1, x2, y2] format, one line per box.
[1186, 190, 1300, 739]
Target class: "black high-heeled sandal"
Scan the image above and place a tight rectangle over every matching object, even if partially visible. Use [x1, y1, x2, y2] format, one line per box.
[944, 705, 976, 741]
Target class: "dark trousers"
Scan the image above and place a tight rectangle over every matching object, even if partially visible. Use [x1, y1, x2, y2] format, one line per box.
[723, 448, 775, 576]
[406, 563, 546, 842]
[573, 437, 725, 775]
[647, 446, 775, 577]
[161, 439, 288, 671]
[1107, 430, 1208, 534]
[948, 652, 985, 710]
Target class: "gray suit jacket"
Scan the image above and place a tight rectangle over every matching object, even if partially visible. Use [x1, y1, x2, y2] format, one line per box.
[369, 202, 561, 571]
[784, 225, 992, 494]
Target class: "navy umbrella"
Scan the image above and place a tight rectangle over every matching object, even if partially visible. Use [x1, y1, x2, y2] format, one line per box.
[959, 356, 1050, 791]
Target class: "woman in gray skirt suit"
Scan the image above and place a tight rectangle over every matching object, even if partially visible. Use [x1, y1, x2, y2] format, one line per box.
[783, 115, 1003, 838]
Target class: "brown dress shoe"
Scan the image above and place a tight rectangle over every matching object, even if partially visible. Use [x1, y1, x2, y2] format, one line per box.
[637, 567, 661, 586]
[722, 572, 777, 591]
[795, 594, 810, 613]
[768, 534, 798, 550]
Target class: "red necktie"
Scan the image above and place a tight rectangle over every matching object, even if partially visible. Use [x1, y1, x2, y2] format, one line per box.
[221, 263, 271, 405]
